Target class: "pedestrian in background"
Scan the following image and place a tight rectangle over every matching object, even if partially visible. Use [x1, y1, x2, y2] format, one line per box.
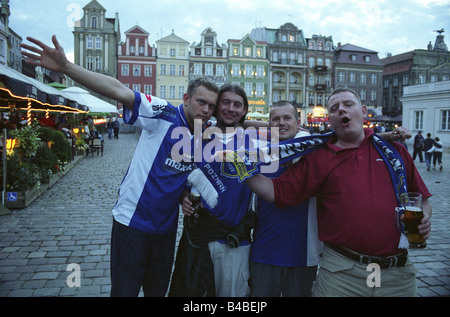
[423, 133, 434, 171]
[413, 131, 424, 162]
[431, 137, 443, 171]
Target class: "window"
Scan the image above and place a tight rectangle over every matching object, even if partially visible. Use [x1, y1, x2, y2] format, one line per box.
[169, 64, 176, 76]
[371, 74, 377, 84]
[133, 84, 141, 92]
[169, 86, 175, 99]
[308, 74, 314, 86]
[441, 110, 450, 131]
[350, 72, 355, 83]
[309, 57, 315, 68]
[309, 93, 314, 105]
[95, 37, 102, 49]
[205, 47, 213, 56]
[431, 75, 438, 82]
[289, 34, 295, 42]
[245, 65, 253, 77]
[364, 55, 371, 62]
[384, 79, 389, 88]
[393, 77, 399, 87]
[95, 57, 102, 71]
[414, 111, 423, 130]
[139, 46, 145, 54]
[256, 49, 262, 57]
[256, 83, 264, 97]
[272, 51, 279, 62]
[160, 64, 166, 75]
[121, 64, 129, 76]
[194, 64, 202, 76]
[273, 90, 281, 102]
[245, 82, 252, 97]
[91, 16, 97, 28]
[170, 49, 176, 57]
[232, 64, 240, 77]
[274, 73, 281, 83]
[443, 75, 449, 81]
[402, 75, 409, 85]
[360, 89, 366, 101]
[133, 65, 141, 76]
[317, 58, 323, 66]
[87, 36, 93, 49]
[360, 73, 366, 84]
[216, 65, 224, 77]
[179, 86, 185, 99]
[160, 85, 166, 99]
[350, 54, 357, 61]
[86, 56, 93, 70]
[245, 47, 251, 57]
[205, 64, 213, 76]
[178, 65, 185, 76]
[370, 90, 376, 101]
[256, 66, 263, 78]
[419, 74, 426, 84]
[233, 47, 239, 56]
[130, 46, 135, 54]
[339, 72, 345, 82]
[144, 65, 152, 77]
[144, 85, 152, 95]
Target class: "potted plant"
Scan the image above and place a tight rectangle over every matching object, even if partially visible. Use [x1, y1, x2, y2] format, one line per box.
[9, 123, 41, 160]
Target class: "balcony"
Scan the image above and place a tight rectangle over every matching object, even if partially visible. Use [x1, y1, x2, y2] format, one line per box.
[314, 65, 328, 72]
[315, 84, 327, 91]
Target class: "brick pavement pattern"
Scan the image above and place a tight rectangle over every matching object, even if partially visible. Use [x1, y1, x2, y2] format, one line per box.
[0, 133, 449, 297]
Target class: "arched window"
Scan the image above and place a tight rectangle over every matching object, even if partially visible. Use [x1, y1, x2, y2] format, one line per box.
[91, 16, 97, 28]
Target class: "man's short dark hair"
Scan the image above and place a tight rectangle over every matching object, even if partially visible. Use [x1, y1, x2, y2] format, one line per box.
[271, 100, 299, 120]
[186, 76, 219, 97]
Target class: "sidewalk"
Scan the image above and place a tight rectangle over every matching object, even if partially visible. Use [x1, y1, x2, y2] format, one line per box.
[0, 133, 449, 297]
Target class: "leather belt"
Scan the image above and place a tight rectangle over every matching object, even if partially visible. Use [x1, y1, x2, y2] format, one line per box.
[326, 243, 408, 270]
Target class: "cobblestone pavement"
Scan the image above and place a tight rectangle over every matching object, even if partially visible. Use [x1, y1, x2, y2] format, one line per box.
[0, 133, 449, 297]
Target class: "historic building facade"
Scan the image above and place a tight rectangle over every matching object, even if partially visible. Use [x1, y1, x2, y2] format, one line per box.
[118, 25, 156, 98]
[73, 0, 120, 103]
[189, 27, 228, 88]
[305, 34, 335, 127]
[227, 34, 269, 113]
[382, 33, 450, 117]
[156, 30, 189, 106]
[334, 43, 384, 112]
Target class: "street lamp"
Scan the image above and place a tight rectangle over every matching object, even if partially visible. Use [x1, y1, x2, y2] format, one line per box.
[6, 138, 16, 151]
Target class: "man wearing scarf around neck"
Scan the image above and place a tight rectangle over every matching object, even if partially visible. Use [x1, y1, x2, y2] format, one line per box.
[244, 87, 432, 297]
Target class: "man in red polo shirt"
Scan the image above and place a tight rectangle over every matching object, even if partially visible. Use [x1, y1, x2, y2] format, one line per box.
[244, 87, 432, 296]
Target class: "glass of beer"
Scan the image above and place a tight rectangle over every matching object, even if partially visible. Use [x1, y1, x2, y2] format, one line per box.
[402, 192, 426, 248]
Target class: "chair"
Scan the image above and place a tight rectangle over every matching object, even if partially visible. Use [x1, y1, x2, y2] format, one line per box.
[89, 138, 104, 157]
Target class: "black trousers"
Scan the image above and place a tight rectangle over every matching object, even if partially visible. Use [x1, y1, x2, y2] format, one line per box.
[110, 219, 176, 297]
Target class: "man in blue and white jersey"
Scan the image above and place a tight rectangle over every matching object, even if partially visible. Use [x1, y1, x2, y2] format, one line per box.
[250, 101, 322, 297]
[21, 36, 219, 297]
[176, 84, 254, 297]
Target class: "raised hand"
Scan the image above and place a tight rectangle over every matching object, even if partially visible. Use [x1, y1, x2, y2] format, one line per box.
[20, 35, 69, 73]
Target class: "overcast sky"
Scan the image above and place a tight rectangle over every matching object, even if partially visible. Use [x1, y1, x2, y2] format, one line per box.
[10, 0, 450, 63]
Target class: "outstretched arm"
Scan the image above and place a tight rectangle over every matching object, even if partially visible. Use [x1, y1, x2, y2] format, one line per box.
[244, 174, 275, 203]
[20, 35, 135, 109]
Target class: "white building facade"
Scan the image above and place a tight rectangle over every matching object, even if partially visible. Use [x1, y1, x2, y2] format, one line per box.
[401, 80, 450, 147]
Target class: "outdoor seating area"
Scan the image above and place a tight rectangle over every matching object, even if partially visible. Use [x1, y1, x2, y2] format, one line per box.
[0, 64, 118, 204]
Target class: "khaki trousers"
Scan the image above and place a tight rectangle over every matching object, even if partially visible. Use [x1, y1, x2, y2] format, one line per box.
[208, 241, 251, 297]
[312, 244, 418, 297]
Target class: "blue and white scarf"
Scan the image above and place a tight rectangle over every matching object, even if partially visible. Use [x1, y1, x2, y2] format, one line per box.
[188, 132, 409, 249]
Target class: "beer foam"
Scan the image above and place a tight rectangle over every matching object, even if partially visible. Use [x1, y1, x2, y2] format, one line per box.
[405, 206, 422, 212]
